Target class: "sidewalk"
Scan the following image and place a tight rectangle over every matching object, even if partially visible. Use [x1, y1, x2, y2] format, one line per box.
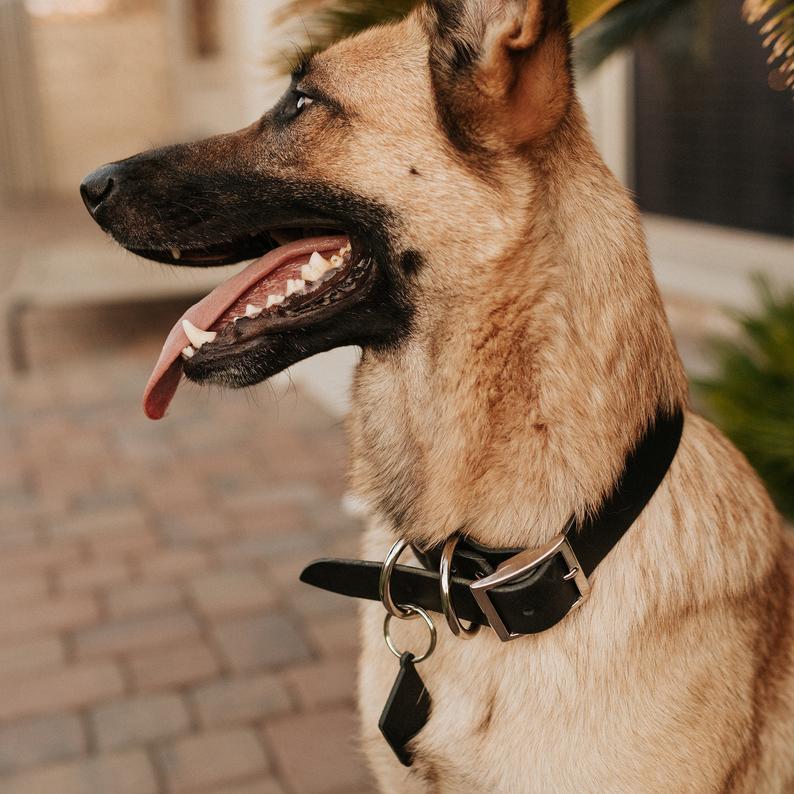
[0, 327, 376, 793]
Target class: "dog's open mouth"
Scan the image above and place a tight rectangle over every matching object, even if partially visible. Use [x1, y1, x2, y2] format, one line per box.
[143, 231, 370, 420]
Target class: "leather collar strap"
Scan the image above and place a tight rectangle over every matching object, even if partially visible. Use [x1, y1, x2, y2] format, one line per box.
[300, 409, 684, 641]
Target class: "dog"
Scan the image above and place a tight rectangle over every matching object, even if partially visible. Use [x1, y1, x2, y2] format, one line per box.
[81, 0, 793, 790]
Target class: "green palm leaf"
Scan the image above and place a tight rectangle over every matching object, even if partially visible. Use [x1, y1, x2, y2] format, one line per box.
[697, 278, 794, 520]
[743, 0, 794, 88]
[569, 0, 627, 32]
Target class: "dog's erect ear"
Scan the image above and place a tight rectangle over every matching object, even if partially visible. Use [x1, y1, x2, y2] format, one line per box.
[425, 0, 572, 149]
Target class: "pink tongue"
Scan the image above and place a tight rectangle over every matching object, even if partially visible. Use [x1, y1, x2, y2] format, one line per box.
[143, 235, 349, 420]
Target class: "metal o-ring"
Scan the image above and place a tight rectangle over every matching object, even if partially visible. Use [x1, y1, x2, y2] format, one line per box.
[439, 535, 481, 638]
[383, 604, 437, 663]
[378, 538, 413, 618]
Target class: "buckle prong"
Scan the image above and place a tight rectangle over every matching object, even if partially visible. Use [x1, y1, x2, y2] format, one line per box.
[562, 566, 579, 581]
[469, 533, 591, 642]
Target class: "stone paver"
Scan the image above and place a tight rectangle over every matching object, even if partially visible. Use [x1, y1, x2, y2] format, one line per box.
[0, 662, 124, 721]
[205, 779, 285, 794]
[284, 658, 358, 710]
[0, 636, 65, 679]
[75, 611, 199, 658]
[191, 673, 292, 727]
[0, 596, 98, 642]
[0, 542, 82, 574]
[304, 614, 360, 657]
[188, 569, 276, 618]
[128, 641, 221, 691]
[0, 714, 85, 775]
[140, 548, 210, 581]
[91, 694, 191, 751]
[155, 729, 270, 792]
[0, 225, 371, 794]
[59, 560, 129, 594]
[0, 573, 48, 604]
[0, 750, 158, 794]
[263, 707, 376, 794]
[106, 581, 184, 619]
[212, 613, 313, 672]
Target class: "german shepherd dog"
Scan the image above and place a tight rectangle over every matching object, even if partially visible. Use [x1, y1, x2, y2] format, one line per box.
[81, 0, 793, 790]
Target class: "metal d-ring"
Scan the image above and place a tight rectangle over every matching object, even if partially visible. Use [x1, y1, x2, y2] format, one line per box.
[379, 538, 414, 618]
[383, 604, 437, 663]
[439, 535, 481, 638]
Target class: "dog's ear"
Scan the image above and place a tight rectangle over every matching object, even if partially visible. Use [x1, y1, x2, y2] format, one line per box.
[425, 0, 572, 149]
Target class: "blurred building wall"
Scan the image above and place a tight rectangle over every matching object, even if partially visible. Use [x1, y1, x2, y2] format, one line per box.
[1, 0, 291, 197]
[0, 0, 49, 196]
[30, 3, 172, 194]
[163, 0, 285, 140]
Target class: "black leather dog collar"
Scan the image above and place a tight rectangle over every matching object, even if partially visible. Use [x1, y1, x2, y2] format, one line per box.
[300, 409, 684, 640]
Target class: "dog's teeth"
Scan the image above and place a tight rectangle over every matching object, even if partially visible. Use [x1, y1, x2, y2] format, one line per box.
[301, 252, 333, 282]
[181, 319, 217, 349]
[170, 247, 181, 260]
[285, 279, 305, 297]
[181, 345, 195, 359]
[311, 251, 332, 272]
[266, 294, 285, 308]
[340, 242, 351, 255]
[245, 304, 262, 318]
[330, 254, 343, 268]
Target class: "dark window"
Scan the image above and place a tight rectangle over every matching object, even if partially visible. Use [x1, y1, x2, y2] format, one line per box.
[633, 9, 794, 238]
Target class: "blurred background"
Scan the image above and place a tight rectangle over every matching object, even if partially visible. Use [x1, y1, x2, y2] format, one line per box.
[0, 1, 791, 792]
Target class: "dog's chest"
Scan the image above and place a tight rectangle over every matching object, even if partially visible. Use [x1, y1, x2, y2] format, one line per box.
[354, 522, 736, 794]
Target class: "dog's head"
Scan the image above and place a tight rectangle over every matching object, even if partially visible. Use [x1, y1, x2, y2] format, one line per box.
[81, 0, 573, 419]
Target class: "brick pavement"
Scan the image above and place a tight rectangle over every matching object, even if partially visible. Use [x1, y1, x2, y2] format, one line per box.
[0, 308, 377, 792]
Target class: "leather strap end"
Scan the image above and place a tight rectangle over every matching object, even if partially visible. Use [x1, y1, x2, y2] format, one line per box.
[300, 558, 385, 602]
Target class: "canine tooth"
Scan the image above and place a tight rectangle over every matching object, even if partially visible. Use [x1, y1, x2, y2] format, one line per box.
[266, 294, 285, 308]
[181, 319, 217, 349]
[245, 304, 262, 318]
[310, 251, 332, 272]
[181, 345, 195, 359]
[301, 252, 332, 282]
[170, 247, 181, 260]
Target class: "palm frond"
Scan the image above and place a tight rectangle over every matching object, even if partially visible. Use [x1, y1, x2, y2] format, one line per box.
[569, 0, 628, 33]
[697, 277, 794, 520]
[574, 0, 695, 71]
[743, 0, 794, 89]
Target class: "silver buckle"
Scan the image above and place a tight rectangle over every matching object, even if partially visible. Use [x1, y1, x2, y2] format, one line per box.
[469, 533, 591, 642]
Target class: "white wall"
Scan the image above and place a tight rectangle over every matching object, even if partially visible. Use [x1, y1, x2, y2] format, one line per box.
[30, 5, 173, 194]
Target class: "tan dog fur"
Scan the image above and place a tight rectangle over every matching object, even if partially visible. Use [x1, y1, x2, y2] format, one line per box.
[86, 0, 794, 788]
[283, 4, 794, 791]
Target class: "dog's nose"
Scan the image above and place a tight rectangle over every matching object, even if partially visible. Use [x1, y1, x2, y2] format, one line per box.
[80, 164, 118, 215]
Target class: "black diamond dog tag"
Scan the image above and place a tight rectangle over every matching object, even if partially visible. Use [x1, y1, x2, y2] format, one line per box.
[378, 652, 432, 767]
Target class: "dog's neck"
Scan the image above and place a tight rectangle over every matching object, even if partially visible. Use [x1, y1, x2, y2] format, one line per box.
[349, 103, 689, 550]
